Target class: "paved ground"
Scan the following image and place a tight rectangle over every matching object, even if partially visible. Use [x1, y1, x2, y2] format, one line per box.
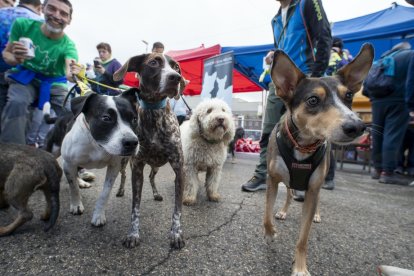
[1, 153, 413, 275]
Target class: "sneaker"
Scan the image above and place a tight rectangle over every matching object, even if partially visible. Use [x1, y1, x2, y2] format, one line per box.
[379, 172, 410, 186]
[322, 180, 335, 190]
[394, 167, 404, 175]
[371, 169, 381, 180]
[293, 190, 305, 202]
[241, 176, 266, 192]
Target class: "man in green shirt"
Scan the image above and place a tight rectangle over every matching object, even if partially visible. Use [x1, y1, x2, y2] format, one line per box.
[1, 0, 81, 144]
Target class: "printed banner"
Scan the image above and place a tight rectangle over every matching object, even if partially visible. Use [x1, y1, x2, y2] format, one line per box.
[200, 52, 234, 108]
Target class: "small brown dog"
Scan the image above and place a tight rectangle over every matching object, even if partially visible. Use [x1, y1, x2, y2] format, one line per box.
[263, 44, 373, 275]
[0, 143, 62, 235]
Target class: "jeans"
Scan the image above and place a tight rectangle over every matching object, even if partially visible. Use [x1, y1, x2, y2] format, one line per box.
[371, 101, 409, 173]
[0, 79, 68, 145]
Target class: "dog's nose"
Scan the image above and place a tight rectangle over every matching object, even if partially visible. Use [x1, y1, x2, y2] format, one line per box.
[122, 138, 139, 150]
[168, 73, 181, 84]
[342, 121, 366, 138]
[217, 117, 224, 124]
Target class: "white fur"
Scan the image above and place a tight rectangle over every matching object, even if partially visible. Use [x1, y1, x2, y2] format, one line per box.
[181, 98, 235, 205]
[61, 106, 136, 226]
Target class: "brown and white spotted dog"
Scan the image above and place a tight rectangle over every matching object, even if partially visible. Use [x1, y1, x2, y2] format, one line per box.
[263, 44, 374, 275]
[113, 53, 186, 249]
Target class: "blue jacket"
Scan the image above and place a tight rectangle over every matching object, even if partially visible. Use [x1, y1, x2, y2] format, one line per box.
[271, 0, 331, 77]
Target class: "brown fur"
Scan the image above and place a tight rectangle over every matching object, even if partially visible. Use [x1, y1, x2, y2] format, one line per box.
[263, 44, 374, 275]
[0, 143, 62, 236]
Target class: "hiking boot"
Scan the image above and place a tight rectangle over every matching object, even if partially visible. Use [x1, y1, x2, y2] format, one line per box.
[394, 166, 404, 175]
[371, 169, 381, 180]
[241, 176, 266, 192]
[322, 180, 335, 190]
[293, 190, 305, 202]
[379, 172, 410, 186]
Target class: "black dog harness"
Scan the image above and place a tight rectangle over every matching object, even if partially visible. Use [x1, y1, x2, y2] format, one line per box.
[276, 125, 327, 191]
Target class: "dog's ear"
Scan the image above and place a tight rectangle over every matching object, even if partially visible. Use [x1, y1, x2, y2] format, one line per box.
[113, 54, 148, 82]
[336, 43, 374, 93]
[270, 50, 306, 101]
[175, 78, 189, 99]
[120, 88, 140, 107]
[71, 93, 97, 118]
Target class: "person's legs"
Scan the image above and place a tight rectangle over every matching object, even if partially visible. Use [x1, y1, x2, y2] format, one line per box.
[322, 149, 336, 190]
[405, 128, 414, 176]
[379, 103, 410, 185]
[26, 108, 44, 146]
[242, 83, 285, 192]
[49, 85, 69, 116]
[0, 72, 9, 134]
[0, 82, 36, 144]
[370, 102, 385, 177]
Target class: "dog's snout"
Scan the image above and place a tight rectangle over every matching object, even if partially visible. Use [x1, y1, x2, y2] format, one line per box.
[342, 121, 366, 138]
[122, 137, 139, 151]
[168, 73, 181, 84]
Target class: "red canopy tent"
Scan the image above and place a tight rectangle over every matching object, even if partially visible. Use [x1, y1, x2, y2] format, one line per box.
[166, 44, 263, 96]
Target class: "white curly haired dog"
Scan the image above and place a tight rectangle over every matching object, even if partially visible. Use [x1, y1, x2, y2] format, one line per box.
[181, 98, 235, 205]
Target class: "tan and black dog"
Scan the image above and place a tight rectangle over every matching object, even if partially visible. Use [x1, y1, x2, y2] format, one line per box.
[0, 143, 62, 236]
[263, 44, 374, 275]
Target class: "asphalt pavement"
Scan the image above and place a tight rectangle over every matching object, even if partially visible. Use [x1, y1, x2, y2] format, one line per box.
[1, 153, 413, 275]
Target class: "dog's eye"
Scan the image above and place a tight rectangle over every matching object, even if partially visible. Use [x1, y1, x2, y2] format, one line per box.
[344, 92, 353, 101]
[222, 108, 225, 112]
[132, 117, 138, 124]
[306, 96, 319, 106]
[173, 64, 180, 72]
[148, 59, 159, 67]
[207, 108, 213, 114]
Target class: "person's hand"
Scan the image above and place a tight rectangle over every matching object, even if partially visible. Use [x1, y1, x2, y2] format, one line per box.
[69, 60, 83, 77]
[94, 64, 105, 74]
[10, 41, 29, 64]
[265, 51, 275, 65]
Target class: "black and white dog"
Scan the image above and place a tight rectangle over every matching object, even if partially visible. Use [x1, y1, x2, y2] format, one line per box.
[61, 90, 139, 226]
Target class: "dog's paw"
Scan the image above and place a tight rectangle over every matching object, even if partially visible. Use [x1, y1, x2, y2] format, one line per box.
[70, 203, 84, 215]
[91, 213, 106, 227]
[291, 270, 311, 276]
[183, 196, 196, 206]
[169, 232, 185, 249]
[207, 193, 221, 202]
[116, 188, 125, 197]
[78, 178, 92, 189]
[275, 211, 287, 220]
[313, 214, 321, 223]
[153, 194, 163, 201]
[78, 170, 96, 182]
[123, 234, 140, 248]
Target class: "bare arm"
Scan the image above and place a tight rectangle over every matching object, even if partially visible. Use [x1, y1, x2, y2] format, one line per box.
[2, 41, 28, 66]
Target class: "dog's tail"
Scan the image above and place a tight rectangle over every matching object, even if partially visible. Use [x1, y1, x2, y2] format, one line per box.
[43, 159, 62, 232]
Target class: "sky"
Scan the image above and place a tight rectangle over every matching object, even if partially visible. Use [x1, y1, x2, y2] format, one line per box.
[65, 0, 411, 101]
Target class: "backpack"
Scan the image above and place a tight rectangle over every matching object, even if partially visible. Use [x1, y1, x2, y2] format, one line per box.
[362, 50, 402, 98]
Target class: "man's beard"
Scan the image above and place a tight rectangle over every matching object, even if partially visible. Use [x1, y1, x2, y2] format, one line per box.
[45, 15, 65, 34]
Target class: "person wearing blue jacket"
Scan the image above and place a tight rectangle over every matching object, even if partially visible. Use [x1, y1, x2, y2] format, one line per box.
[242, 0, 331, 193]
[365, 42, 414, 185]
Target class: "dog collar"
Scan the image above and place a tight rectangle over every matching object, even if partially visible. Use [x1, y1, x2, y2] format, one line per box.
[138, 98, 167, 110]
[285, 116, 325, 154]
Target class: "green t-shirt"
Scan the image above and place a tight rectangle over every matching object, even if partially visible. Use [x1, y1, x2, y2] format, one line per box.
[9, 18, 78, 77]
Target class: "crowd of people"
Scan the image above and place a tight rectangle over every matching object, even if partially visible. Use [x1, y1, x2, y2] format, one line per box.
[0, 0, 413, 189]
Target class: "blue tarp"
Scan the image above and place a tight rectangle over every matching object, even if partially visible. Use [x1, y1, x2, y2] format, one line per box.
[332, 4, 414, 59]
[222, 4, 414, 91]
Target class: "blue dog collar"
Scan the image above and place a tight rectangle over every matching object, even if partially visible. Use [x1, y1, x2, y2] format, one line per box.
[138, 98, 167, 110]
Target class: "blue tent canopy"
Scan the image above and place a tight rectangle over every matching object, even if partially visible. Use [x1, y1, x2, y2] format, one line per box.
[332, 4, 414, 59]
[222, 44, 274, 90]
